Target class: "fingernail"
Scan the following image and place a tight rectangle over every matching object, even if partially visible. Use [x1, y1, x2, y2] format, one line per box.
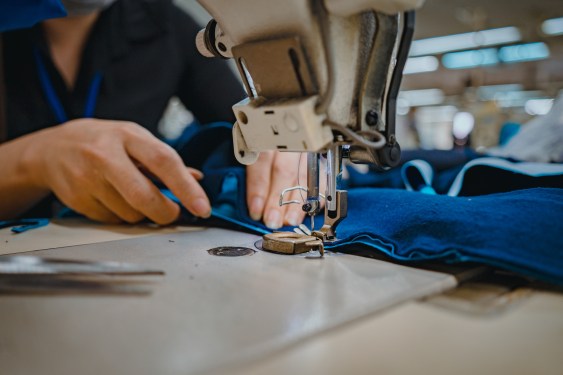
[250, 197, 264, 221]
[188, 168, 204, 180]
[265, 210, 282, 229]
[193, 198, 211, 218]
[286, 211, 301, 227]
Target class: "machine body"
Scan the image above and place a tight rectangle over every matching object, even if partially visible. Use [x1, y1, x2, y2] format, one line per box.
[196, 0, 423, 250]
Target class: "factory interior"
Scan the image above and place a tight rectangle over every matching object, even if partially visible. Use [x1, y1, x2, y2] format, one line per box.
[1, 0, 562, 374]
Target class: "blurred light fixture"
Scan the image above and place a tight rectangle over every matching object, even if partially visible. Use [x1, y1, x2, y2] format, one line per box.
[477, 84, 523, 101]
[409, 27, 521, 56]
[494, 90, 545, 108]
[403, 56, 439, 74]
[442, 48, 498, 69]
[415, 106, 458, 150]
[542, 17, 563, 36]
[452, 112, 475, 139]
[399, 88, 445, 107]
[525, 98, 554, 115]
[396, 98, 411, 115]
[416, 105, 458, 122]
[498, 42, 550, 63]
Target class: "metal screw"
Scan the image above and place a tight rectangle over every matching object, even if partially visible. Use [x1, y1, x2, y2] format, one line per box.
[365, 110, 379, 126]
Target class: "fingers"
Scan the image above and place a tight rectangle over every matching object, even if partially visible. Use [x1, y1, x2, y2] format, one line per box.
[136, 164, 203, 182]
[186, 167, 204, 181]
[124, 132, 211, 219]
[93, 181, 145, 223]
[262, 152, 301, 229]
[40, 120, 209, 226]
[246, 151, 275, 221]
[103, 156, 181, 225]
[65, 194, 122, 224]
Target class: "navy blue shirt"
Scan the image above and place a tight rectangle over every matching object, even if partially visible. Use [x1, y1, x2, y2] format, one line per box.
[1, 0, 245, 217]
[3, 0, 244, 141]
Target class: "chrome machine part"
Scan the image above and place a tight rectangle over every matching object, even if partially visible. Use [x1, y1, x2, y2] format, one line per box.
[312, 144, 348, 242]
[196, 0, 423, 252]
[350, 11, 415, 168]
[305, 153, 322, 216]
[279, 186, 308, 207]
[195, 19, 234, 59]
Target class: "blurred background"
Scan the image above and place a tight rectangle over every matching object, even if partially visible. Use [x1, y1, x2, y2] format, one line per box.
[164, 0, 563, 154]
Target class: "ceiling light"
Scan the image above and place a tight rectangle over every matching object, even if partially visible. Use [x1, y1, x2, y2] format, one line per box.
[525, 99, 554, 115]
[541, 17, 563, 36]
[403, 56, 439, 74]
[494, 90, 545, 108]
[399, 89, 445, 107]
[452, 112, 475, 139]
[442, 48, 498, 69]
[477, 84, 524, 101]
[409, 27, 521, 57]
[396, 98, 411, 115]
[498, 42, 550, 63]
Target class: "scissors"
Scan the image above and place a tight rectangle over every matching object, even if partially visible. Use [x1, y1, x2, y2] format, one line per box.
[0, 255, 164, 295]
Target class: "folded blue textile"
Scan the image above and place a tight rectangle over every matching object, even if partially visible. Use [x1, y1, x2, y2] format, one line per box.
[0, 218, 50, 233]
[347, 152, 563, 195]
[345, 149, 482, 193]
[331, 188, 563, 285]
[170, 124, 563, 285]
[170, 171, 563, 285]
[28, 123, 562, 285]
[185, 171, 563, 285]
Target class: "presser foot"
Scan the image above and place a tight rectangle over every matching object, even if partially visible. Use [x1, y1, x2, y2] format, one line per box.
[262, 232, 324, 257]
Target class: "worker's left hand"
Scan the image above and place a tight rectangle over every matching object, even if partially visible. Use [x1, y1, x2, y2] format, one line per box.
[246, 151, 323, 229]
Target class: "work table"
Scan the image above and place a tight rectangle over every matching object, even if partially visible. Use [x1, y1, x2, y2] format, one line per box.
[1, 220, 561, 375]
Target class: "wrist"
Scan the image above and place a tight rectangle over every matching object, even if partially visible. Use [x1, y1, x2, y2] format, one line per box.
[19, 129, 51, 189]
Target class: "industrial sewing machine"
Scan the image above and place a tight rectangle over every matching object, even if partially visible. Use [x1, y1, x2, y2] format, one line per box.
[195, 0, 424, 255]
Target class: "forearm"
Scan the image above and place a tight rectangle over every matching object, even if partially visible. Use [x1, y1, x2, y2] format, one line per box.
[0, 132, 50, 219]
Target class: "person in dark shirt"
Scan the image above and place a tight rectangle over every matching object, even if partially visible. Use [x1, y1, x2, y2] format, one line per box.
[0, 0, 307, 229]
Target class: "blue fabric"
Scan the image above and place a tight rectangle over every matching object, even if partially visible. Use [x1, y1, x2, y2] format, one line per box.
[0, 0, 66, 32]
[345, 149, 483, 194]
[172, 164, 563, 285]
[445, 157, 563, 197]
[331, 188, 563, 285]
[499, 122, 521, 146]
[401, 160, 436, 194]
[0, 219, 50, 233]
[170, 124, 563, 285]
[18, 123, 562, 285]
[347, 151, 563, 196]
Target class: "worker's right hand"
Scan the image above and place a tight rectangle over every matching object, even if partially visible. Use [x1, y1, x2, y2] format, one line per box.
[27, 119, 211, 224]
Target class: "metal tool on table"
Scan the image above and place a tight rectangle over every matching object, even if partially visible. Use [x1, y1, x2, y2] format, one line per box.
[0, 255, 164, 295]
[196, 0, 422, 254]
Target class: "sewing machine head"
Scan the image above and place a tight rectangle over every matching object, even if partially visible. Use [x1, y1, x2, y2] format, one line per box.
[195, 0, 423, 251]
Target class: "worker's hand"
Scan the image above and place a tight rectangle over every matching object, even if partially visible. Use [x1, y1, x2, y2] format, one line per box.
[247, 151, 324, 229]
[28, 119, 211, 224]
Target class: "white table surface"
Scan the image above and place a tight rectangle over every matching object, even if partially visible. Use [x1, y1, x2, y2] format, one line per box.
[0, 221, 562, 375]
